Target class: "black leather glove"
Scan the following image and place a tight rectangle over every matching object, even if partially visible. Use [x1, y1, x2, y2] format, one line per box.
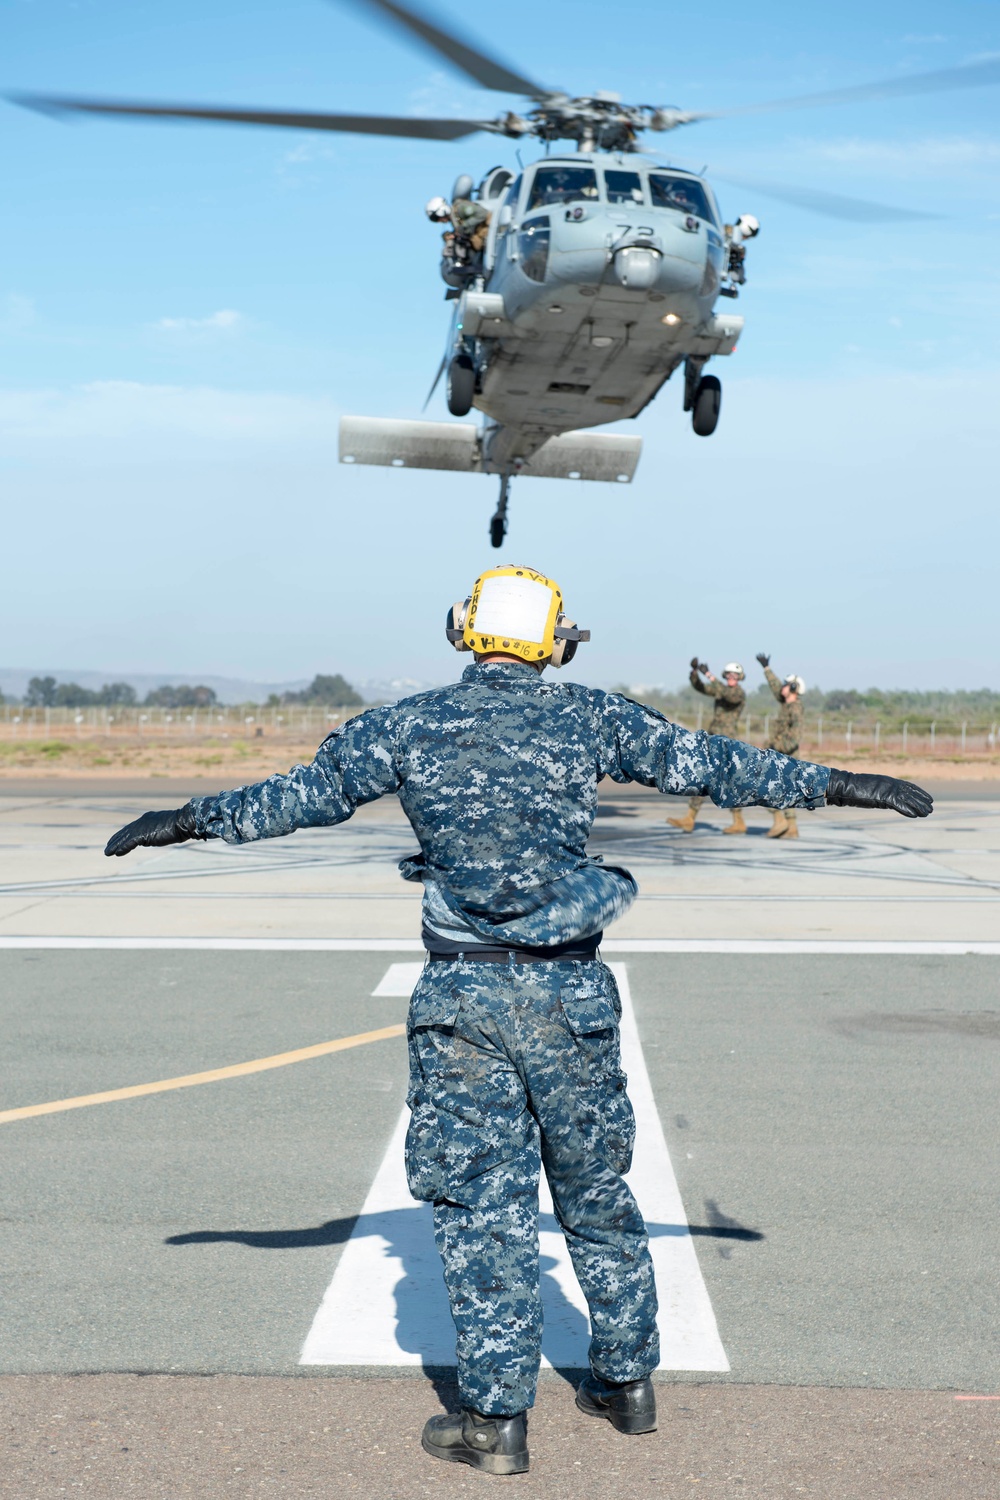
[105, 802, 206, 857]
[825, 769, 933, 819]
[689, 656, 700, 671]
[756, 652, 770, 668]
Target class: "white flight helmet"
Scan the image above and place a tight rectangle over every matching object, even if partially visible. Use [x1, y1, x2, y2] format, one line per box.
[446, 565, 589, 668]
[735, 213, 760, 238]
[722, 661, 745, 680]
[425, 196, 452, 222]
[784, 674, 806, 695]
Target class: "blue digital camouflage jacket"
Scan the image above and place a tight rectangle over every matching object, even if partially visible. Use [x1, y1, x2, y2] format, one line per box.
[192, 659, 831, 949]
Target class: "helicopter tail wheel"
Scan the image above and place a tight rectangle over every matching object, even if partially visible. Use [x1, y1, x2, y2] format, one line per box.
[447, 355, 476, 417]
[691, 375, 722, 437]
[489, 475, 510, 548]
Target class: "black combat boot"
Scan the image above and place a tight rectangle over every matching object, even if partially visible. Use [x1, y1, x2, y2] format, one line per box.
[421, 1408, 529, 1474]
[576, 1373, 657, 1434]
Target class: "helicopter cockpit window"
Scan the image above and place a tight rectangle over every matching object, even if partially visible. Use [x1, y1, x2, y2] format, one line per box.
[526, 166, 599, 211]
[649, 173, 716, 223]
[604, 170, 645, 205]
[518, 216, 550, 282]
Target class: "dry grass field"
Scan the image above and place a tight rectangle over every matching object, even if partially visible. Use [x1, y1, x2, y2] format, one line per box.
[0, 723, 996, 784]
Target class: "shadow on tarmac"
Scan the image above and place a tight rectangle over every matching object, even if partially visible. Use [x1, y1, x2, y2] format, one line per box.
[165, 1209, 763, 1394]
[165, 1212, 764, 1252]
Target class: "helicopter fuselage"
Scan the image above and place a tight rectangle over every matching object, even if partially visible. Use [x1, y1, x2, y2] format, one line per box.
[450, 153, 743, 467]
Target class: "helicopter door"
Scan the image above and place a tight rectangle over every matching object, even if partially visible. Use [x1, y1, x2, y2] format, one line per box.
[479, 165, 515, 204]
[484, 174, 521, 271]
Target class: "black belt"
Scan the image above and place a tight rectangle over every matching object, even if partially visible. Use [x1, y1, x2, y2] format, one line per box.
[426, 946, 598, 965]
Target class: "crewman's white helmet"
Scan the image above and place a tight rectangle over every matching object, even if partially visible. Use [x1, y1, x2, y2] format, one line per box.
[425, 196, 451, 222]
[736, 214, 760, 238]
[722, 661, 745, 680]
[784, 674, 805, 695]
[446, 565, 590, 668]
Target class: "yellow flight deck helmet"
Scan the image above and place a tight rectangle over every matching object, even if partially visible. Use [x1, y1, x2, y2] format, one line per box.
[446, 565, 590, 667]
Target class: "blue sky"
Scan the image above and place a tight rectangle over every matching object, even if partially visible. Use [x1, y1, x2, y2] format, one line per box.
[2, 0, 998, 691]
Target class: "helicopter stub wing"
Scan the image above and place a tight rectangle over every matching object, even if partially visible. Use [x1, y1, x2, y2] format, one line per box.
[339, 417, 641, 482]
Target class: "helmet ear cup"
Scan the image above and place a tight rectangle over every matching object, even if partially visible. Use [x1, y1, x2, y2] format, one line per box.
[446, 598, 472, 652]
[550, 613, 577, 668]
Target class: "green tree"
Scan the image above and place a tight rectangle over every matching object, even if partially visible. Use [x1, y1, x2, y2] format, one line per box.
[53, 682, 99, 707]
[25, 675, 58, 707]
[144, 684, 217, 709]
[304, 674, 363, 707]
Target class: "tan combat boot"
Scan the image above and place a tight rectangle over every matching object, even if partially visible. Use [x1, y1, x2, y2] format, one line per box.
[667, 811, 696, 833]
[766, 811, 788, 839]
[782, 814, 799, 840]
[722, 809, 747, 835]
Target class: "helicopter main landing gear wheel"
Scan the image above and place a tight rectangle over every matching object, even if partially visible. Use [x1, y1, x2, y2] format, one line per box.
[490, 475, 510, 548]
[692, 375, 721, 436]
[447, 354, 475, 417]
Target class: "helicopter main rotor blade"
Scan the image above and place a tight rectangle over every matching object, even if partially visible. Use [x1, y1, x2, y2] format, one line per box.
[710, 171, 937, 222]
[11, 94, 495, 140]
[642, 148, 936, 221]
[341, 0, 557, 101]
[422, 352, 448, 411]
[700, 55, 1000, 122]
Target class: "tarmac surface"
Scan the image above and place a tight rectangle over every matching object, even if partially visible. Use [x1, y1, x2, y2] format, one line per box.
[1, 777, 998, 1496]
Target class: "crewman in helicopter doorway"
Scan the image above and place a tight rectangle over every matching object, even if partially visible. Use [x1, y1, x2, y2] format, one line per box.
[104, 565, 932, 1474]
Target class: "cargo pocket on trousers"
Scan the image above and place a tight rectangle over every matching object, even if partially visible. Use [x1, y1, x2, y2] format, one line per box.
[559, 980, 635, 1175]
[404, 1088, 449, 1202]
[404, 975, 463, 1203]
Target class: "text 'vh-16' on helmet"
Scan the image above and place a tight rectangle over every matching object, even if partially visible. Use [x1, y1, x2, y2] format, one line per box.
[722, 661, 746, 680]
[446, 565, 590, 668]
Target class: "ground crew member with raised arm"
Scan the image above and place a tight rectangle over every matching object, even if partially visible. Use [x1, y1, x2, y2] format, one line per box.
[758, 652, 806, 838]
[668, 658, 748, 834]
[104, 566, 933, 1476]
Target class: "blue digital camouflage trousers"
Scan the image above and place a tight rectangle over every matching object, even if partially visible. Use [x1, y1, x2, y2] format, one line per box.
[404, 957, 659, 1415]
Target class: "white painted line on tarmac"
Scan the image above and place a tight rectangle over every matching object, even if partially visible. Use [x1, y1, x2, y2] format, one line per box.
[372, 961, 426, 995]
[1, 937, 998, 955]
[604, 939, 1000, 955]
[0, 936, 424, 951]
[299, 963, 729, 1373]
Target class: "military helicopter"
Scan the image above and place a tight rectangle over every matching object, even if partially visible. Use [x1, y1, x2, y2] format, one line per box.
[12, 0, 1000, 546]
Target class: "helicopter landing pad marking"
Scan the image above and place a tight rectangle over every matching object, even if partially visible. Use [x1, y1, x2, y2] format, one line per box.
[298, 962, 729, 1372]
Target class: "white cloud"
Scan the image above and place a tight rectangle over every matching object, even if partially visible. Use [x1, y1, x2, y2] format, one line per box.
[281, 138, 340, 165]
[153, 309, 244, 334]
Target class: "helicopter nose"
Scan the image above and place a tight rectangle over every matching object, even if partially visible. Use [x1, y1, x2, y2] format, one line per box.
[613, 246, 660, 290]
[613, 222, 706, 294]
[655, 221, 708, 292]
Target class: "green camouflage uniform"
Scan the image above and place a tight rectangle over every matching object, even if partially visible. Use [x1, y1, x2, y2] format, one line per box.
[686, 670, 746, 816]
[764, 667, 803, 830]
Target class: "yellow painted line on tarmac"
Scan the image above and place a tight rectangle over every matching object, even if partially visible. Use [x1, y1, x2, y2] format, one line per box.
[0, 1023, 406, 1125]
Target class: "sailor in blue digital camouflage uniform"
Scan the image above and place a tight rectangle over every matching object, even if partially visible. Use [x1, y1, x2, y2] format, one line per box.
[105, 565, 933, 1476]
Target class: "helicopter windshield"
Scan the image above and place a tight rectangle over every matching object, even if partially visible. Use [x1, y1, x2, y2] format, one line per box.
[604, 170, 645, 205]
[649, 173, 716, 223]
[526, 165, 599, 210]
